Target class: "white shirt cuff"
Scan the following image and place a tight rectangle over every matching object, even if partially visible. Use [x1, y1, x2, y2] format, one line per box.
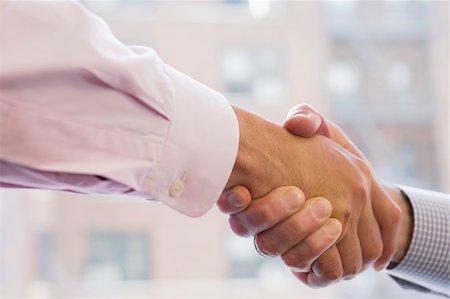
[143, 66, 239, 217]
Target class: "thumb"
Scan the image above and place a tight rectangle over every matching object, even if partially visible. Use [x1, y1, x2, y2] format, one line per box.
[284, 103, 366, 161]
[217, 185, 252, 215]
[283, 104, 330, 138]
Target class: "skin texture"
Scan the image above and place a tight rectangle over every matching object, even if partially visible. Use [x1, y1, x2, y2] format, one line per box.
[220, 182, 413, 285]
[222, 104, 402, 288]
[383, 184, 414, 264]
[218, 185, 343, 275]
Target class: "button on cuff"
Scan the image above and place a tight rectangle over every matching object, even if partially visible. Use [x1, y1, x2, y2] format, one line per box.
[169, 178, 184, 197]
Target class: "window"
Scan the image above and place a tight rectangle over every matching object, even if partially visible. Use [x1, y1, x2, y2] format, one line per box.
[36, 232, 54, 282]
[221, 49, 254, 94]
[248, 0, 271, 19]
[396, 142, 419, 179]
[227, 234, 285, 279]
[327, 60, 361, 102]
[386, 60, 412, 98]
[221, 48, 287, 106]
[83, 232, 149, 281]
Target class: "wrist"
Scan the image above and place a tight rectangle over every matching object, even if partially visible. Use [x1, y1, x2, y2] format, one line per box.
[225, 106, 285, 197]
[383, 184, 414, 264]
[226, 106, 257, 188]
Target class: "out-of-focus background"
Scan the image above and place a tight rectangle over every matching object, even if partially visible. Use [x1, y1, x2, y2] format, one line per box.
[0, 0, 448, 298]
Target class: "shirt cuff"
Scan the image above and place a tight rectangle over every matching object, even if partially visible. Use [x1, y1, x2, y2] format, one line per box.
[143, 66, 239, 217]
[386, 186, 450, 296]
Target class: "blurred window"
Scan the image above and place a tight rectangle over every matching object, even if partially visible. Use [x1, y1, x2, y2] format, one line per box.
[222, 49, 254, 94]
[396, 142, 419, 179]
[227, 235, 263, 278]
[221, 48, 286, 106]
[386, 60, 412, 97]
[84, 232, 149, 281]
[227, 234, 285, 279]
[36, 231, 54, 282]
[327, 60, 361, 101]
[223, 0, 246, 5]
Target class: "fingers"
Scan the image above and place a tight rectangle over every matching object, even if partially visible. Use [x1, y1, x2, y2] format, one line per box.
[217, 185, 252, 215]
[281, 218, 342, 272]
[228, 186, 305, 237]
[283, 104, 331, 138]
[372, 182, 402, 270]
[254, 197, 333, 256]
[335, 230, 363, 280]
[284, 103, 367, 162]
[357, 205, 383, 271]
[306, 245, 344, 288]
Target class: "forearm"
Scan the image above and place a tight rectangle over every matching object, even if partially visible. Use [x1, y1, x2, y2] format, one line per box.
[0, 1, 239, 217]
[383, 184, 414, 264]
[384, 186, 450, 296]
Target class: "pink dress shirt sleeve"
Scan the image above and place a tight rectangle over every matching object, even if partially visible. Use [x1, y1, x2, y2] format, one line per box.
[0, 0, 239, 217]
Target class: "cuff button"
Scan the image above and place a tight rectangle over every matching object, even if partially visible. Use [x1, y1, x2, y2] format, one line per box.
[169, 179, 184, 197]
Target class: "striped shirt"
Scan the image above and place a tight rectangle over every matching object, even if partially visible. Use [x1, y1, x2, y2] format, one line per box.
[387, 186, 450, 297]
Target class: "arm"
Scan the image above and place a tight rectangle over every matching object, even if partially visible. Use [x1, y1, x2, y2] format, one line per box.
[286, 105, 450, 294]
[220, 105, 401, 287]
[386, 186, 450, 297]
[220, 104, 449, 294]
[286, 105, 449, 293]
[1, 1, 385, 256]
[0, 0, 239, 217]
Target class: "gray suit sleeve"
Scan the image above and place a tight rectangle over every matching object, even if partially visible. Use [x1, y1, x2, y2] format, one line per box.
[385, 186, 450, 297]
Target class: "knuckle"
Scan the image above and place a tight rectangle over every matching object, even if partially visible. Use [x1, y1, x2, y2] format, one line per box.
[272, 197, 293, 219]
[364, 241, 383, 265]
[243, 205, 273, 230]
[228, 216, 250, 237]
[351, 181, 370, 203]
[250, 204, 269, 224]
[281, 253, 305, 269]
[313, 257, 343, 282]
[391, 203, 402, 224]
[256, 203, 277, 225]
[303, 237, 321, 256]
[335, 205, 352, 227]
[254, 234, 277, 257]
[291, 212, 308, 235]
[343, 261, 362, 278]
[322, 268, 343, 282]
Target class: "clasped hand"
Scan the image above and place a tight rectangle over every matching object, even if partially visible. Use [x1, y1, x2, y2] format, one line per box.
[218, 104, 401, 288]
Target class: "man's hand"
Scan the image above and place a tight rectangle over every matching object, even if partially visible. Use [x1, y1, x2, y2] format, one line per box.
[284, 104, 403, 271]
[221, 105, 401, 287]
[218, 186, 342, 276]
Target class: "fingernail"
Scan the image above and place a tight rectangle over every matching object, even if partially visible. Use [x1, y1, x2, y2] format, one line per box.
[374, 262, 389, 272]
[284, 188, 303, 211]
[227, 192, 243, 208]
[312, 199, 331, 219]
[294, 109, 310, 116]
[325, 220, 341, 238]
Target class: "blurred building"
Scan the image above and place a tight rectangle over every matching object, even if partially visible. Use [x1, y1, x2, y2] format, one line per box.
[324, 0, 449, 191]
[0, 1, 448, 298]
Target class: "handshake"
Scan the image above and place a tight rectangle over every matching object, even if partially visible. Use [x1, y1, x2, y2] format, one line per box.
[218, 104, 412, 288]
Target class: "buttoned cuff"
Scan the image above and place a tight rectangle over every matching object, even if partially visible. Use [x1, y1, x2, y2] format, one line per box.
[143, 66, 239, 217]
[386, 186, 450, 296]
